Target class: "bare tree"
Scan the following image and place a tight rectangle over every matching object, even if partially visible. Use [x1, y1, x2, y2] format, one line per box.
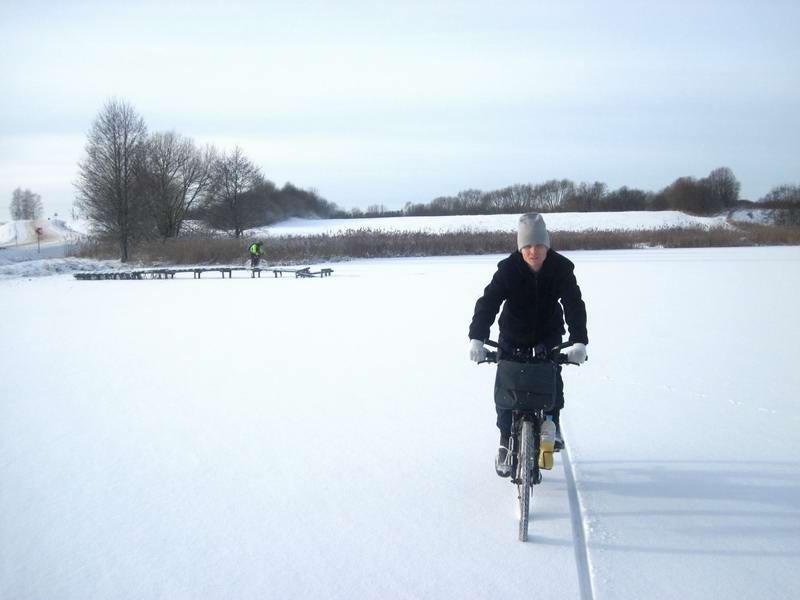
[534, 179, 575, 211]
[75, 98, 148, 262]
[9, 189, 21, 219]
[565, 182, 607, 212]
[660, 176, 710, 214]
[455, 189, 488, 214]
[366, 203, 387, 216]
[761, 184, 800, 225]
[9, 188, 43, 220]
[657, 169, 739, 215]
[602, 186, 648, 211]
[507, 184, 536, 212]
[201, 147, 262, 237]
[761, 184, 800, 205]
[485, 189, 508, 213]
[139, 132, 215, 239]
[487, 185, 529, 213]
[702, 167, 740, 209]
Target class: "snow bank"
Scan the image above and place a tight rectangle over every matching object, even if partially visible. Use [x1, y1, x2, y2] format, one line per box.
[728, 208, 774, 224]
[0, 257, 117, 280]
[253, 211, 730, 237]
[0, 219, 85, 247]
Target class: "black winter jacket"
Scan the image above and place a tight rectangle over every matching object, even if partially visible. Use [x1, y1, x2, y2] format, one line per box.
[468, 249, 588, 348]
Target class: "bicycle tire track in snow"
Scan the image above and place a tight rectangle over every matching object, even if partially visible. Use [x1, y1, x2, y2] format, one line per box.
[562, 439, 596, 600]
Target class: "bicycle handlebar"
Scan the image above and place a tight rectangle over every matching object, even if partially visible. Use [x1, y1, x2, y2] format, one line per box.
[478, 352, 580, 366]
[477, 340, 587, 366]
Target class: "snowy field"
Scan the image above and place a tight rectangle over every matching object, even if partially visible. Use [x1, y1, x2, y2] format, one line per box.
[0, 219, 85, 264]
[2, 247, 799, 599]
[254, 211, 730, 237]
[0, 219, 84, 247]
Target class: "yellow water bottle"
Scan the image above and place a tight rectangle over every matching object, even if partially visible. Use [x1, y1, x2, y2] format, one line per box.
[539, 416, 556, 470]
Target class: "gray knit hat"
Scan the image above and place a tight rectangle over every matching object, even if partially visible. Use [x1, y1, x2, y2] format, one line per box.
[517, 213, 550, 250]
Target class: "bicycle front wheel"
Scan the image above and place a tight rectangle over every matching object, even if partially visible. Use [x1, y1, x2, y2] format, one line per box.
[517, 419, 535, 541]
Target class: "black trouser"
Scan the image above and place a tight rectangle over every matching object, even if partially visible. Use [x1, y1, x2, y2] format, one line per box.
[250, 255, 261, 267]
[495, 336, 564, 436]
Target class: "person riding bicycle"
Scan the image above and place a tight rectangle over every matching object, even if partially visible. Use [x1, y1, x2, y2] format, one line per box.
[249, 241, 264, 268]
[468, 213, 588, 477]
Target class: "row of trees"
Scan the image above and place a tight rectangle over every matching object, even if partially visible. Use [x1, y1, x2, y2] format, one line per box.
[75, 99, 336, 261]
[399, 168, 742, 218]
[757, 184, 800, 225]
[760, 184, 800, 206]
[9, 188, 43, 220]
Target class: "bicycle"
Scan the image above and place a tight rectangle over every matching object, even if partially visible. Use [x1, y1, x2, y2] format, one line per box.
[479, 340, 584, 542]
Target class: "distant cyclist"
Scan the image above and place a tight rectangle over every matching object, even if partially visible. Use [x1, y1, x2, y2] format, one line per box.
[468, 213, 589, 476]
[249, 241, 264, 268]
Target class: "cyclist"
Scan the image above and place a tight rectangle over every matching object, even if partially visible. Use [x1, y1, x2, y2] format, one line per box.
[468, 213, 588, 476]
[249, 241, 264, 268]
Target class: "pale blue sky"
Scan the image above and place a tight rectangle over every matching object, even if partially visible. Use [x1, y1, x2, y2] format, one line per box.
[1, 0, 798, 220]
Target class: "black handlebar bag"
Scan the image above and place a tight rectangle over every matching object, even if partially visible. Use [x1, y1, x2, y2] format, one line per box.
[494, 359, 557, 411]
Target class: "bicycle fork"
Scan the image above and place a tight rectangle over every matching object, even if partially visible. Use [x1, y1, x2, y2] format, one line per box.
[512, 416, 542, 486]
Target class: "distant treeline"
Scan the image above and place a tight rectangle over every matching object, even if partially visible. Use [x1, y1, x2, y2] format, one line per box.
[340, 169, 800, 223]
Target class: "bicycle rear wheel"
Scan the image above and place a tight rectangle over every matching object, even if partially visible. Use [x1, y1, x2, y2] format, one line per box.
[517, 419, 535, 541]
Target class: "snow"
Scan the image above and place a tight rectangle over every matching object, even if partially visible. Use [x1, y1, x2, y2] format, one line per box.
[254, 211, 730, 237]
[728, 209, 775, 224]
[0, 212, 731, 262]
[0, 258, 116, 280]
[0, 218, 85, 247]
[2, 247, 799, 599]
[563, 247, 800, 599]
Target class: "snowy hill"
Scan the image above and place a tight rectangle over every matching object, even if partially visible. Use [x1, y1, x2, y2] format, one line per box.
[0, 257, 117, 280]
[252, 210, 730, 237]
[0, 211, 743, 251]
[728, 208, 778, 224]
[0, 218, 84, 247]
[1, 210, 766, 250]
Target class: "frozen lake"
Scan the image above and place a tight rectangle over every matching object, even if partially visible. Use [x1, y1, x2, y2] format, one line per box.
[1, 246, 799, 599]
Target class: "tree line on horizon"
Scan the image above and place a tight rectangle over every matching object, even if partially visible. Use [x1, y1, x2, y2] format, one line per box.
[74, 98, 338, 261]
[353, 171, 799, 221]
[402, 169, 741, 217]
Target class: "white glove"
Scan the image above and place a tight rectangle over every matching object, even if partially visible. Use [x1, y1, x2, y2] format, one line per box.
[566, 343, 587, 364]
[469, 339, 487, 363]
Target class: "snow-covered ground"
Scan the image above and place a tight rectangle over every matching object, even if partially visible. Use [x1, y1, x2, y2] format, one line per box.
[0, 220, 88, 265]
[2, 247, 798, 599]
[0, 220, 87, 265]
[0, 257, 119, 280]
[728, 208, 787, 225]
[0, 219, 85, 248]
[253, 211, 730, 237]
[0, 210, 769, 255]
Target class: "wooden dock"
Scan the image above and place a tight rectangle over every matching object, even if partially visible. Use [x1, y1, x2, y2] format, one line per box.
[73, 266, 334, 281]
